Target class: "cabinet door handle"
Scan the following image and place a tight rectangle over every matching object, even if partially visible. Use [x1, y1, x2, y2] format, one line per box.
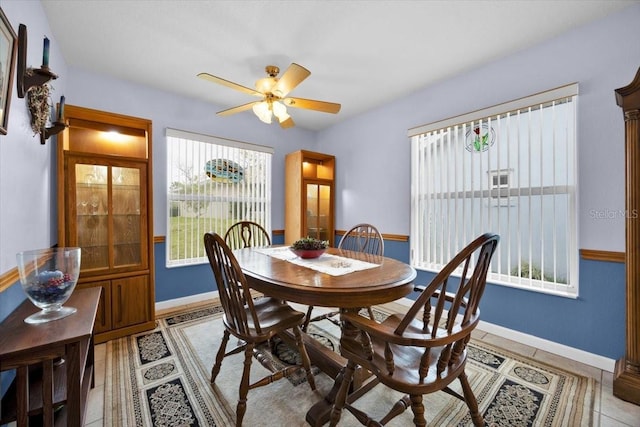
[117, 284, 123, 324]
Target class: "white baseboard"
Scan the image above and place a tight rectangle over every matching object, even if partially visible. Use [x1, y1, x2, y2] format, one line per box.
[156, 293, 616, 373]
[476, 320, 616, 373]
[155, 291, 219, 311]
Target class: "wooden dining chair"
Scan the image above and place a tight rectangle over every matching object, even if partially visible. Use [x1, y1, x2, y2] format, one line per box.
[303, 223, 384, 331]
[337, 223, 385, 255]
[203, 232, 316, 426]
[329, 233, 500, 427]
[224, 220, 271, 250]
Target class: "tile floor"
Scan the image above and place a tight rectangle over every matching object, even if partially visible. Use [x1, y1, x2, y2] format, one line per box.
[82, 302, 640, 427]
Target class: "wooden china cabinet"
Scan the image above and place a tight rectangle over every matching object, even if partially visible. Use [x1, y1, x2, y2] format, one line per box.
[57, 105, 155, 343]
[285, 150, 335, 246]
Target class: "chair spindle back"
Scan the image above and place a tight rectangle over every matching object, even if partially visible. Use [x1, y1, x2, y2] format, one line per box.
[338, 223, 384, 255]
[396, 233, 499, 377]
[397, 233, 499, 336]
[204, 232, 261, 336]
[224, 221, 271, 250]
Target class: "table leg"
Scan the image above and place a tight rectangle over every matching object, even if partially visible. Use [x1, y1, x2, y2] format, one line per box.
[305, 308, 379, 426]
[277, 328, 367, 386]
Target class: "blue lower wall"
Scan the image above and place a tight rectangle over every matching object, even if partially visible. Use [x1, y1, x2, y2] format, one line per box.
[153, 245, 215, 302]
[409, 258, 625, 359]
[153, 238, 626, 360]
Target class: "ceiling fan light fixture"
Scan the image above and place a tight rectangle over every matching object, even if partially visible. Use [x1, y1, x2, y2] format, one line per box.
[252, 101, 272, 124]
[276, 111, 291, 123]
[255, 77, 276, 93]
[272, 101, 289, 121]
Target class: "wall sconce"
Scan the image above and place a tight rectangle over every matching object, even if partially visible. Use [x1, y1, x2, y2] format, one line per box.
[16, 24, 67, 144]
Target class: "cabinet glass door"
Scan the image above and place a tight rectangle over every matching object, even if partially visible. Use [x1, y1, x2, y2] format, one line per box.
[76, 164, 109, 271]
[72, 160, 146, 274]
[305, 183, 331, 242]
[112, 167, 142, 268]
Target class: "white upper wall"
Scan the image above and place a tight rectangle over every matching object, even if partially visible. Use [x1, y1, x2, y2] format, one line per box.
[0, 1, 68, 274]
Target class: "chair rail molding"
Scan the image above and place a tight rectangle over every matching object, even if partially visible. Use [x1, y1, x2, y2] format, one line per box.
[613, 66, 640, 405]
[579, 249, 625, 263]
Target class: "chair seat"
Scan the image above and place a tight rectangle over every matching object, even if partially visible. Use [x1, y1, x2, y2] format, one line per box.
[225, 297, 306, 341]
[253, 296, 306, 330]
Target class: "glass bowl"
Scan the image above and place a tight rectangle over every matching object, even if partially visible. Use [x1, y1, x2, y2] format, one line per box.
[16, 247, 81, 324]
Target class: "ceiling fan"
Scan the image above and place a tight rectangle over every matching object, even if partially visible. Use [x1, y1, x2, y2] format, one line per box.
[197, 63, 341, 129]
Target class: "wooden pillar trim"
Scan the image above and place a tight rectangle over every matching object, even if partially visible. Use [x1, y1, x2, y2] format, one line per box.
[613, 66, 640, 405]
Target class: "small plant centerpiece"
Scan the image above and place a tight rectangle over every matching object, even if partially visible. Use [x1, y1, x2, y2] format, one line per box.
[290, 236, 329, 259]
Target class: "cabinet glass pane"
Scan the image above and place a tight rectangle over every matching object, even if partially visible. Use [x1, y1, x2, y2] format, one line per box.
[305, 184, 331, 242]
[113, 167, 142, 267]
[76, 164, 109, 271]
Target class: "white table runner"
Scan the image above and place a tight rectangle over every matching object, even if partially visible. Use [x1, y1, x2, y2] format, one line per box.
[253, 246, 380, 276]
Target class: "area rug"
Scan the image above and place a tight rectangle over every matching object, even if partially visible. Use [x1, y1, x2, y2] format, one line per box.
[104, 301, 595, 426]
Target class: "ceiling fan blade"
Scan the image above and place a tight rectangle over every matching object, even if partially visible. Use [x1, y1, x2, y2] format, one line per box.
[271, 63, 310, 98]
[217, 101, 259, 116]
[279, 116, 295, 129]
[283, 97, 341, 114]
[198, 72, 263, 97]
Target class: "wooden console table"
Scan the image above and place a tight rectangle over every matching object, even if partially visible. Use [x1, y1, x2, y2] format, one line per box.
[0, 287, 101, 426]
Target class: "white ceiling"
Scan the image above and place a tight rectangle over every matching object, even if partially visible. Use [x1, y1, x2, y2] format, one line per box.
[41, 0, 636, 131]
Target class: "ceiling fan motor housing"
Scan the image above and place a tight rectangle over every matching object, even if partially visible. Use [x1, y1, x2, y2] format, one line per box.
[265, 65, 280, 77]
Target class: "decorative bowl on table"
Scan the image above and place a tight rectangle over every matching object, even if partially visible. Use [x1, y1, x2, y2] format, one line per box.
[290, 237, 329, 259]
[16, 247, 81, 324]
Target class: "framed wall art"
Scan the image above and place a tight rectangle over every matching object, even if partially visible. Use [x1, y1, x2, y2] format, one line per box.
[0, 7, 17, 135]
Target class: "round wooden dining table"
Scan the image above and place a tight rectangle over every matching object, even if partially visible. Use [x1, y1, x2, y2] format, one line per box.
[233, 245, 417, 427]
[233, 246, 417, 308]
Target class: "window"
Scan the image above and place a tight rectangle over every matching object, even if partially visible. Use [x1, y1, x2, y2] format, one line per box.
[409, 84, 578, 297]
[490, 169, 511, 188]
[166, 129, 273, 267]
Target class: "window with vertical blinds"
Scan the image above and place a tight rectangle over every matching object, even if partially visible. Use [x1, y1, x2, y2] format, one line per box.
[166, 129, 273, 267]
[409, 84, 578, 297]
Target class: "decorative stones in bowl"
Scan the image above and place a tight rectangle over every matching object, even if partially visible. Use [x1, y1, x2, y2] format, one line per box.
[16, 247, 81, 324]
[290, 237, 329, 259]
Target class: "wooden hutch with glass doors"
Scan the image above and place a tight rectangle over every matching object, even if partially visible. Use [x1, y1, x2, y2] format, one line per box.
[285, 150, 335, 246]
[57, 105, 155, 343]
